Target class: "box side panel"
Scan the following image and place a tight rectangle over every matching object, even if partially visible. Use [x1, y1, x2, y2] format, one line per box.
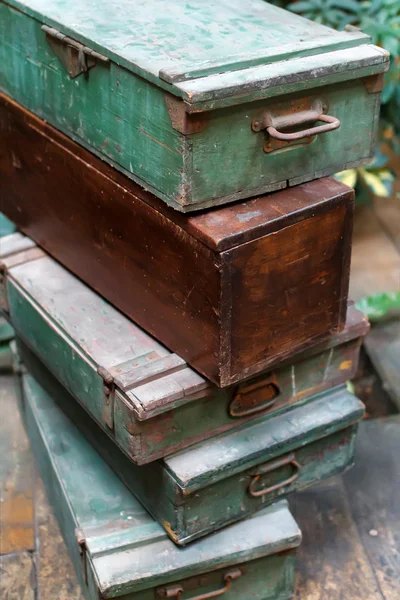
[137, 554, 297, 600]
[8, 283, 107, 425]
[115, 337, 361, 464]
[18, 347, 181, 534]
[225, 199, 352, 384]
[179, 425, 357, 543]
[0, 96, 222, 384]
[22, 376, 92, 597]
[0, 3, 185, 204]
[189, 80, 379, 206]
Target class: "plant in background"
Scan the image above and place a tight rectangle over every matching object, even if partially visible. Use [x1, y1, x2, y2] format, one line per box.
[356, 292, 400, 321]
[357, 0, 400, 143]
[335, 147, 395, 204]
[273, 0, 400, 201]
[285, 0, 363, 29]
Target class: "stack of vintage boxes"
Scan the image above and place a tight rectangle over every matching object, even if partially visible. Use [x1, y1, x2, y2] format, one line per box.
[0, 0, 388, 597]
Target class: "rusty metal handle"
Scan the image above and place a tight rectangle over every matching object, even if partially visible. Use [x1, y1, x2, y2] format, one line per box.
[248, 452, 301, 498]
[229, 381, 280, 418]
[160, 568, 242, 599]
[267, 113, 340, 141]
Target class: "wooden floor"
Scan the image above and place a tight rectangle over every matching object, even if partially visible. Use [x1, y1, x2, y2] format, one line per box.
[291, 416, 399, 600]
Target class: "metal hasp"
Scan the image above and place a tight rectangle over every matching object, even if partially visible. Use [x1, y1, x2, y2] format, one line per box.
[157, 568, 243, 599]
[252, 99, 340, 153]
[41, 25, 109, 78]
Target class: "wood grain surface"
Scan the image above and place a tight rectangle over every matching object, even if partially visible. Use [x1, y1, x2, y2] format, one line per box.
[0, 95, 354, 386]
[0, 376, 34, 555]
[292, 415, 400, 600]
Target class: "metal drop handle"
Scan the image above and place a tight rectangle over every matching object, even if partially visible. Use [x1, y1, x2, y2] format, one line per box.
[252, 101, 340, 144]
[267, 113, 340, 141]
[248, 452, 301, 498]
[229, 379, 280, 418]
[158, 568, 242, 599]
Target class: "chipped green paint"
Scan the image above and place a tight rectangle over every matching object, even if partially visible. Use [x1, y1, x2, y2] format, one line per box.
[19, 347, 364, 545]
[4, 245, 368, 464]
[0, 212, 16, 236]
[22, 371, 301, 600]
[0, 0, 388, 210]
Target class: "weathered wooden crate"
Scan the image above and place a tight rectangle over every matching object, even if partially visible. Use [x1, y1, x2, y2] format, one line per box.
[0, 0, 388, 211]
[2, 232, 368, 464]
[18, 342, 364, 546]
[22, 372, 301, 600]
[0, 102, 355, 385]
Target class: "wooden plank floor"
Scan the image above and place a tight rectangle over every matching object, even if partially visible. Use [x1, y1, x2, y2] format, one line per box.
[0, 375, 84, 600]
[349, 182, 400, 416]
[0, 371, 399, 600]
[291, 415, 400, 600]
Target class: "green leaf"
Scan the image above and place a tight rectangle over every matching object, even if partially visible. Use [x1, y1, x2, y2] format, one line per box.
[381, 80, 396, 103]
[367, 147, 389, 169]
[286, 1, 316, 12]
[335, 169, 358, 188]
[331, 0, 361, 13]
[325, 8, 348, 24]
[356, 292, 400, 322]
[382, 34, 400, 56]
[359, 168, 394, 197]
[369, 0, 385, 14]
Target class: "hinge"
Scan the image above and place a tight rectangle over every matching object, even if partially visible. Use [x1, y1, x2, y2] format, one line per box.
[97, 366, 115, 429]
[75, 528, 88, 585]
[41, 25, 110, 79]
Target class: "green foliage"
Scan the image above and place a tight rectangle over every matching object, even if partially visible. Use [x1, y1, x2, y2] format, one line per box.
[286, 0, 363, 29]
[335, 146, 395, 203]
[273, 0, 400, 136]
[356, 292, 400, 321]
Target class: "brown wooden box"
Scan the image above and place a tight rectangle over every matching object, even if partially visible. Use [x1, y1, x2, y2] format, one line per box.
[0, 95, 354, 387]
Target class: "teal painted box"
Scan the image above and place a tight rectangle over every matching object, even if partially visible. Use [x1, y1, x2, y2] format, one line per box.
[21, 372, 302, 600]
[1, 233, 369, 465]
[17, 338, 364, 546]
[0, 0, 389, 211]
[0, 217, 17, 368]
[0, 212, 16, 237]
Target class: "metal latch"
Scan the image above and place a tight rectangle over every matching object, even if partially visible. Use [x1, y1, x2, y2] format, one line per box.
[41, 25, 109, 78]
[97, 366, 115, 430]
[75, 528, 88, 585]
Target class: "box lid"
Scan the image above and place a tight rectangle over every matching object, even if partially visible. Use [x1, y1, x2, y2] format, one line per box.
[23, 372, 301, 597]
[4, 233, 368, 418]
[6, 0, 389, 109]
[0, 232, 36, 258]
[5, 238, 368, 421]
[164, 387, 364, 493]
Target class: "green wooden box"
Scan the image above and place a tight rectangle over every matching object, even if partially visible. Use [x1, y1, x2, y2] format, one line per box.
[0, 316, 14, 370]
[0, 223, 19, 369]
[0, 0, 389, 211]
[1, 233, 369, 464]
[0, 212, 16, 237]
[18, 341, 364, 546]
[21, 372, 301, 600]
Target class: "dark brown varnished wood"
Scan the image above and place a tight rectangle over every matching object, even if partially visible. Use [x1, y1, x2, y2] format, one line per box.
[0, 94, 354, 387]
